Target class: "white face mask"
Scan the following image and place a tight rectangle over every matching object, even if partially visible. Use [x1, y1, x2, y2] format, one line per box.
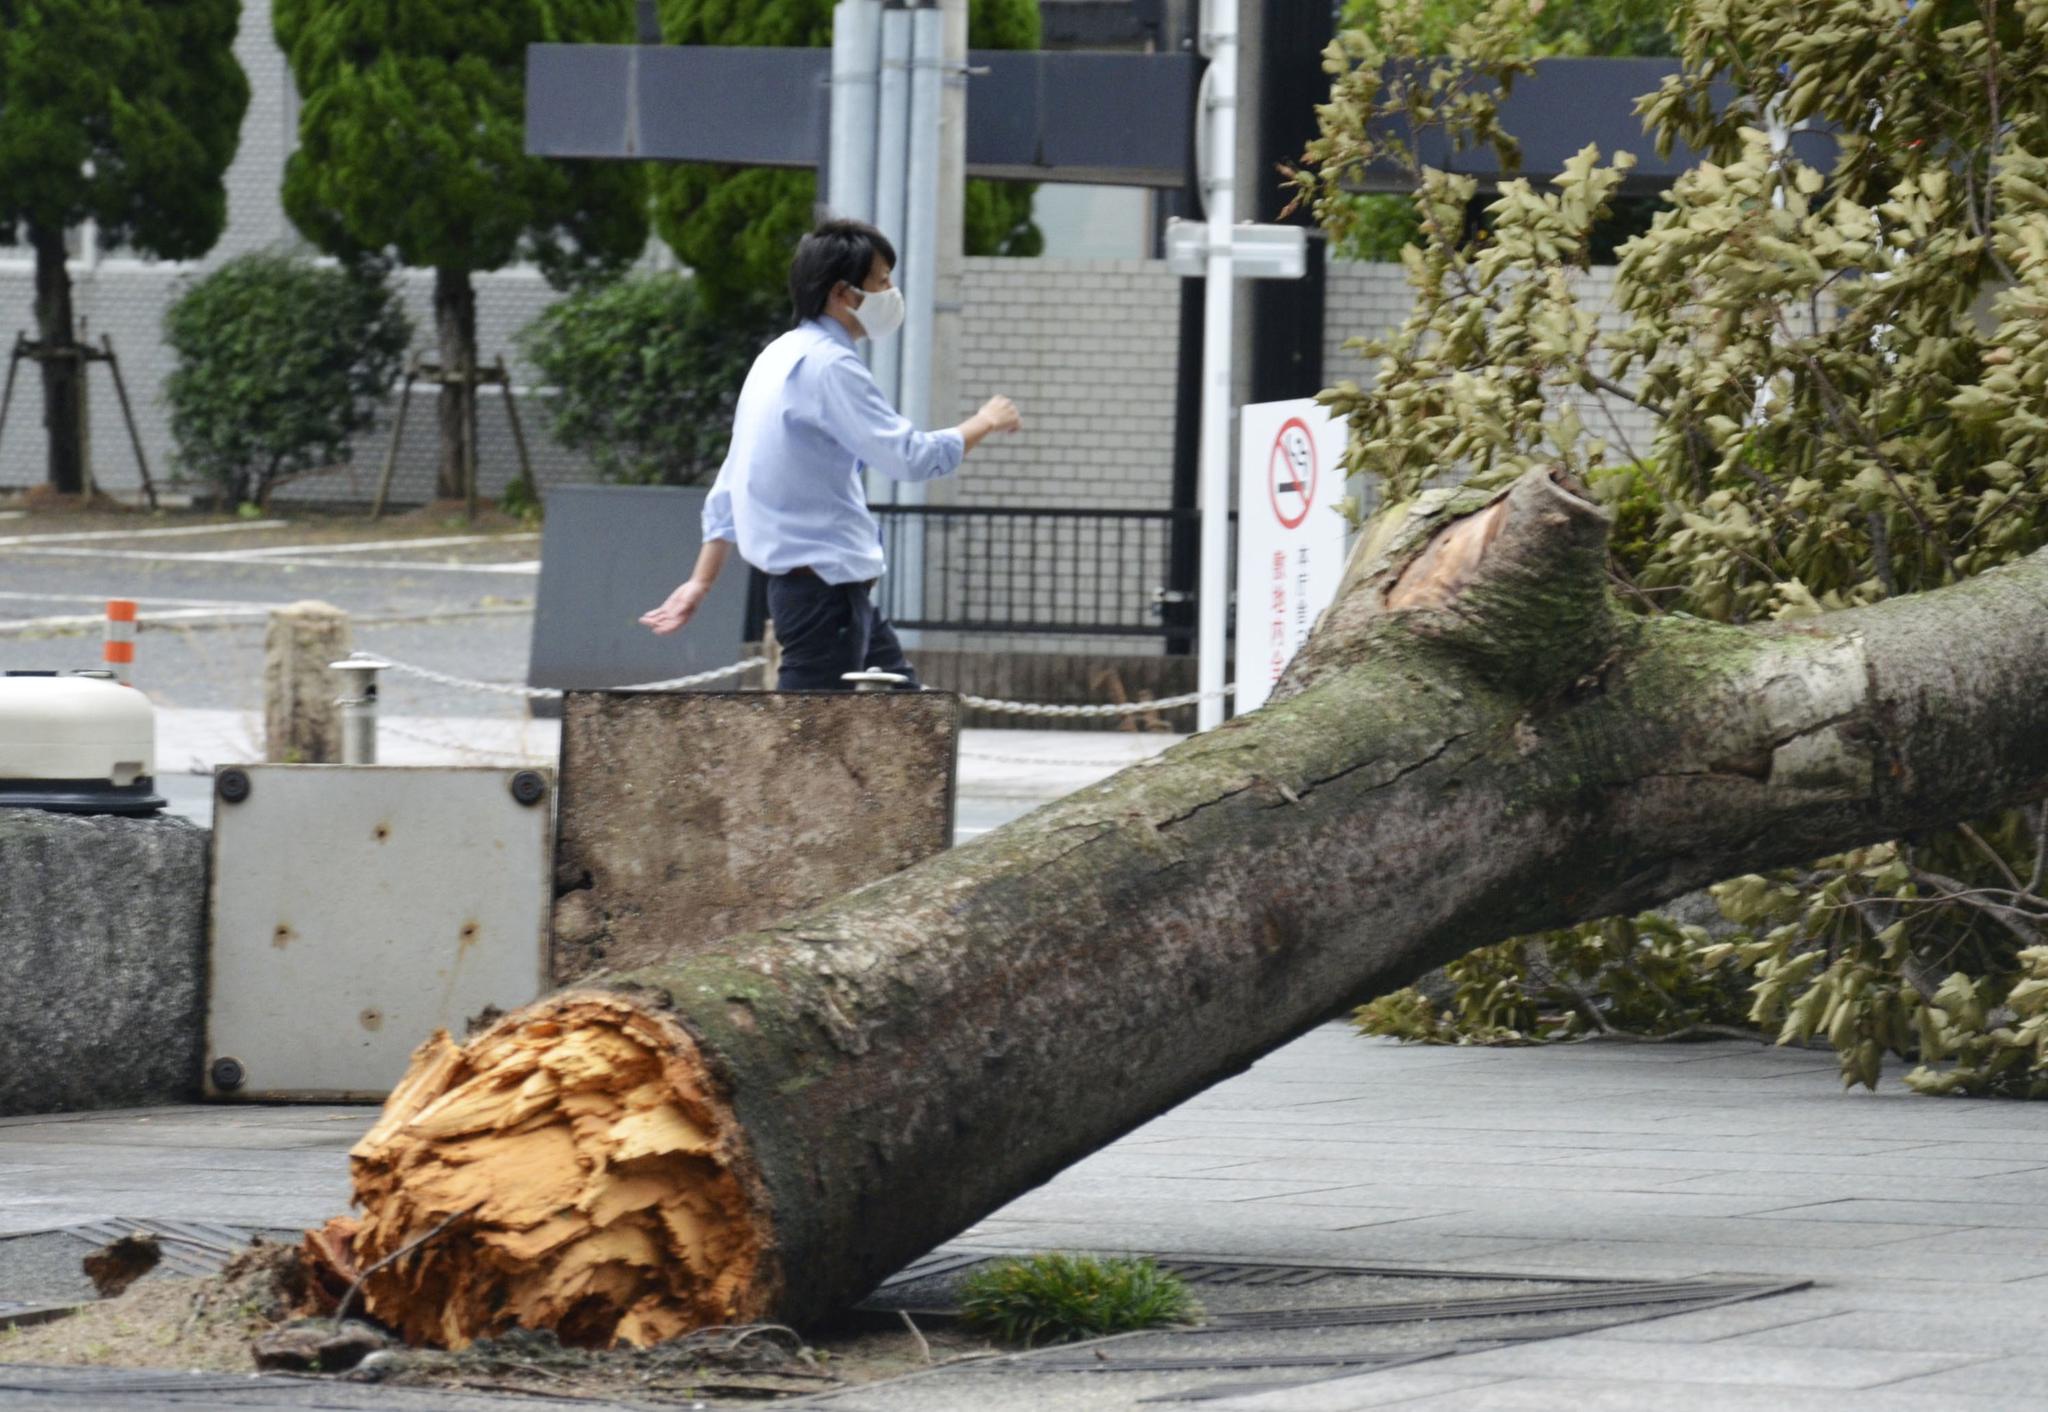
[850, 283, 905, 340]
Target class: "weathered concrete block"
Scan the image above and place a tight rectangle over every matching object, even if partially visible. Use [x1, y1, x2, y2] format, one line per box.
[552, 691, 957, 984]
[264, 600, 350, 764]
[0, 810, 209, 1117]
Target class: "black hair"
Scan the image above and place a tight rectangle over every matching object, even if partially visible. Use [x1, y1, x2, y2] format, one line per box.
[789, 219, 897, 323]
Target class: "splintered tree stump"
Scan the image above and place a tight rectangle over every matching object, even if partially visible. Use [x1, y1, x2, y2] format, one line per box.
[318, 467, 2048, 1347]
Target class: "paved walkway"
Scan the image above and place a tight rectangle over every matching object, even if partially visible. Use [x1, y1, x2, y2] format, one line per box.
[6, 1033, 2046, 1409]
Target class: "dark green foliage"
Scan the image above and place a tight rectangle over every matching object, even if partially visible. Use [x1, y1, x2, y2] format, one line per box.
[273, 0, 647, 284]
[0, 0, 247, 252]
[1331, 0, 1670, 261]
[653, 0, 1041, 308]
[957, 1254, 1201, 1347]
[161, 253, 411, 507]
[515, 273, 780, 485]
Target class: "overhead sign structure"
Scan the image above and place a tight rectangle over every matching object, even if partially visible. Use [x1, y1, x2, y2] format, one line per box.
[1234, 399, 1348, 716]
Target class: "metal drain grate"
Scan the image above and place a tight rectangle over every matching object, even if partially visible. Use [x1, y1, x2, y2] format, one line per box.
[1154, 1259, 1342, 1289]
[49, 1217, 280, 1278]
[1193, 1278, 1801, 1333]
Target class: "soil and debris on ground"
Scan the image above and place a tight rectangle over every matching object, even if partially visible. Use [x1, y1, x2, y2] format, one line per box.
[0, 1237, 997, 1400]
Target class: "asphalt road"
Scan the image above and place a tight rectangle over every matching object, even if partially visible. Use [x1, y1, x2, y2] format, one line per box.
[0, 511, 547, 715]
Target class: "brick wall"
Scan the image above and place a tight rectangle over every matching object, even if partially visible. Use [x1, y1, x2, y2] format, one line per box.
[947, 257, 1183, 511]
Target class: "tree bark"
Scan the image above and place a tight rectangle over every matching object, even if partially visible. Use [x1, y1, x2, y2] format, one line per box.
[433, 267, 476, 503]
[31, 224, 84, 496]
[321, 467, 2048, 1349]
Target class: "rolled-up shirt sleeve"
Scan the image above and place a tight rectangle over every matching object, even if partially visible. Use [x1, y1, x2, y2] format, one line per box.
[812, 350, 965, 483]
[702, 458, 737, 542]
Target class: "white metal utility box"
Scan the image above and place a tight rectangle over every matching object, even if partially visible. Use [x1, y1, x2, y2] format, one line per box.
[204, 765, 553, 1101]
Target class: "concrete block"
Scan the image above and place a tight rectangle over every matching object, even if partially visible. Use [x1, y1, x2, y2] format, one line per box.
[0, 810, 208, 1117]
[552, 690, 957, 983]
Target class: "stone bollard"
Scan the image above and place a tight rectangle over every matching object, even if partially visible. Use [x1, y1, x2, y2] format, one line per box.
[264, 601, 351, 764]
[0, 811, 210, 1117]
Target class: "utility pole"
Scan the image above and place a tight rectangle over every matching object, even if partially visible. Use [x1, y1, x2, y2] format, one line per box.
[1196, 0, 1239, 732]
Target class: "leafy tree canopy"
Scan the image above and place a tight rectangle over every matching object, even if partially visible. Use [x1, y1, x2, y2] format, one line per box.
[654, 0, 1042, 308]
[274, 0, 647, 284]
[0, 0, 248, 255]
[1302, 0, 2048, 1095]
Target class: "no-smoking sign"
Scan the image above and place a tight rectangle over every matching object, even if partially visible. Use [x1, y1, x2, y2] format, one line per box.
[1237, 400, 1348, 717]
[1267, 417, 1317, 529]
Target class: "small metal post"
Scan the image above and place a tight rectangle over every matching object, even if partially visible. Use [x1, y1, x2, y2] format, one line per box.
[843, 670, 910, 692]
[330, 653, 391, 765]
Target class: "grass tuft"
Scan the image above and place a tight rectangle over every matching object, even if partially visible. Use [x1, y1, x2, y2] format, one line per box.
[956, 1252, 1202, 1347]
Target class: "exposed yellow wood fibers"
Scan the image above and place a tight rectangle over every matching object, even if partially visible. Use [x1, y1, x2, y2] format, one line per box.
[305, 993, 775, 1349]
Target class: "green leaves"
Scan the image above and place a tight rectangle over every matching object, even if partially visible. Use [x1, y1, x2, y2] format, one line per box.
[957, 1254, 1201, 1347]
[161, 251, 412, 506]
[0, 0, 247, 255]
[275, 0, 647, 284]
[1329, 0, 2048, 1097]
[515, 273, 779, 486]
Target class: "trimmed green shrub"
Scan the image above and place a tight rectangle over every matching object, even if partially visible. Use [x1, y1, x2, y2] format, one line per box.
[516, 274, 782, 486]
[161, 252, 411, 507]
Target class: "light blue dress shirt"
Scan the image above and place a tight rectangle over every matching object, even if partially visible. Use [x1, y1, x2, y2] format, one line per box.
[702, 317, 965, 584]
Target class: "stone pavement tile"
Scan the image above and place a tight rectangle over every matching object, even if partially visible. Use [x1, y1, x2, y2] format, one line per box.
[1405, 1335, 1983, 1390]
[1728, 1307, 2048, 1354]
[1839, 1224, 2048, 1259]
[985, 1195, 1380, 1234]
[1589, 1295, 1856, 1343]
[1339, 1373, 2014, 1411]
[1199, 1370, 1515, 1410]
[1659, 1169, 2047, 1202]
[1538, 1146, 2048, 1178]
[1356, 1212, 1960, 1251]
[942, 1220, 1553, 1266]
[1737, 1196, 2048, 1228]
[1878, 1354, 2048, 1401]
[1211, 1157, 1712, 1192]
[1010, 1174, 1366, 1205]
[1434, 1237, 2048, 1284]
[1051, 1149, 1266, 1177]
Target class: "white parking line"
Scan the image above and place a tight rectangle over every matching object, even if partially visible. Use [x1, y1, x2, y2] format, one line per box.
[0, 605, 275, 636]
[0, 520, 288, 547]
[0, 589, 269, 610]
[6, 545, 540, 575]
[224, 532, 538, 559]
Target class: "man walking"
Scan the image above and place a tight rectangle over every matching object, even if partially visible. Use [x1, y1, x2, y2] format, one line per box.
[640, 220, 1020, 687]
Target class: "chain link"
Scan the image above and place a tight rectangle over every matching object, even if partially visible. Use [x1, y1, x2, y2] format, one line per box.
[374, 655, 768, 701]
[371, 652, 1234, 717]
[956, 685, 1233, 718]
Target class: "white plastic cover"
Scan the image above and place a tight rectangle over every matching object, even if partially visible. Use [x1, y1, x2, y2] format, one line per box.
[0, 674, 154, 783]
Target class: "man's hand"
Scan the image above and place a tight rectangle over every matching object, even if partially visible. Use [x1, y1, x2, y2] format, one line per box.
[640, 580, 710, 635]
[977, 395, 1021, 435]
[960, 394, 1022, 453]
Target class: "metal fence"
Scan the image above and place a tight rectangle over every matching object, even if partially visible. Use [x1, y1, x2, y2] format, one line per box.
[866, 505, 1231, 645]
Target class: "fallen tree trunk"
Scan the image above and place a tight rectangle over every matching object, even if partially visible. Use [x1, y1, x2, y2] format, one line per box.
[321, 468, 2048, 1347]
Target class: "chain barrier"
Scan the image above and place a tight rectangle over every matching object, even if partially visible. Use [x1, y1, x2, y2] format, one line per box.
[373, 655, 768, 701]
[370, 651, 1234, 720]
[956, 685, 1234, 718]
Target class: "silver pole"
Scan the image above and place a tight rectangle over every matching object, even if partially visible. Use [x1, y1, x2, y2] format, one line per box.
[1197, 0, 1238, 732]
[891, 1, 943, 634]
[871, 4, 913, 421]
[329, 653, 389, 766]
[828, 0, 882, 224]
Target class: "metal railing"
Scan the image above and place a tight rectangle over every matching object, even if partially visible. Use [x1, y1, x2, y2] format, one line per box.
[866, 505, 1233, 644]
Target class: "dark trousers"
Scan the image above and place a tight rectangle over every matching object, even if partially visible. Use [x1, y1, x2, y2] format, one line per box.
[765, 572, 920, 691]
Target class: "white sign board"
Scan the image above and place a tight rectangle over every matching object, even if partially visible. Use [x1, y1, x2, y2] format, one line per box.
[1234, 399, 1348, 715]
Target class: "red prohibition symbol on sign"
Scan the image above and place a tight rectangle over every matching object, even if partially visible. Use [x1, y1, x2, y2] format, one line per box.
[1268, 417, 1317, 530]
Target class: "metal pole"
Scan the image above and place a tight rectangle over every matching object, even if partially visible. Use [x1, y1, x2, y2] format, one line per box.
[102, 336, 157, 510]
[893, 1, 943, 633]
[1197, 0, 1238, 732]
[829, 0, 882, 224]
[0, 334, 24, 467]
[372, 361, 417, 521]
[872, 3, 913, 421]
[495, 357, 537, 509]
[330, 654, 389, 766]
